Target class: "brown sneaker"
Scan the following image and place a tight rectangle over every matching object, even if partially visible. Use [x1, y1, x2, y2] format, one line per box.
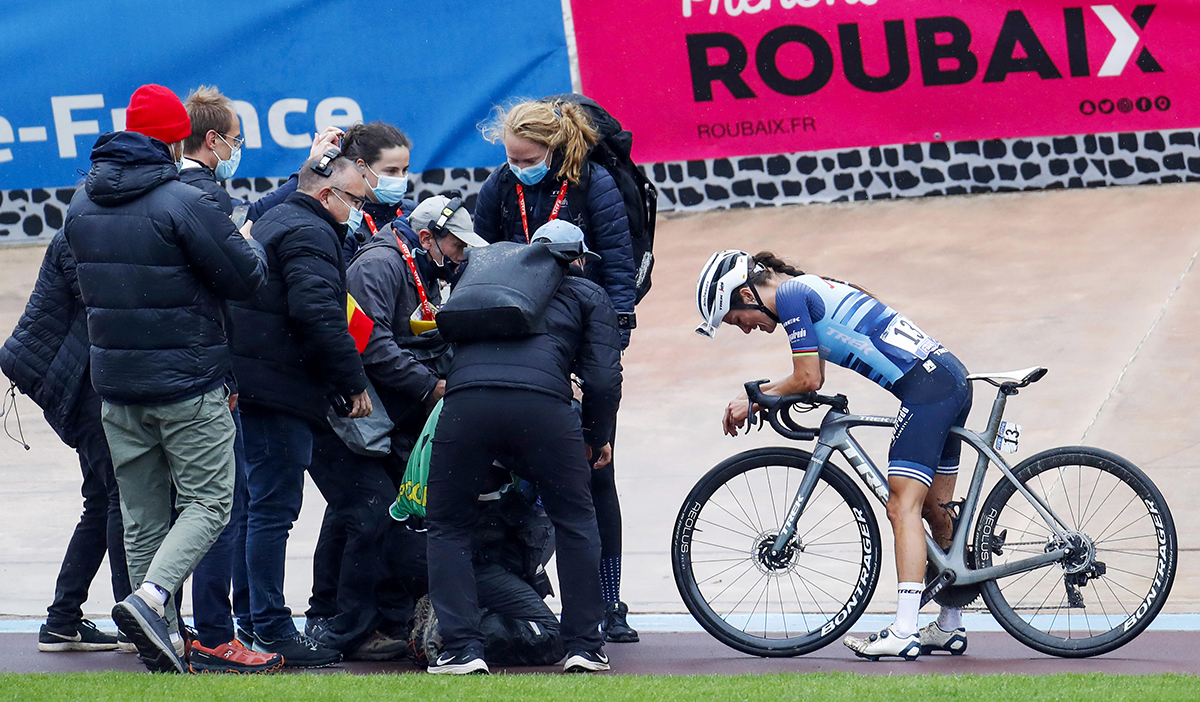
[189, 639, 284, 674]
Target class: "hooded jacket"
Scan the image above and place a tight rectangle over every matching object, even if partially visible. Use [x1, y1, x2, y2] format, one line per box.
[473, 159, 636, 346]
[228, 190, 368, 425]
[0, 231, 92, 445]
[346, 217, 452, 436]
[64, 131, 267, 406]
[445, 269, 622, 447]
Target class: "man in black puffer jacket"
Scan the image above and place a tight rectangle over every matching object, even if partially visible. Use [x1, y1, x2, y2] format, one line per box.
[227, 153, 372, 669]
[425, 220, 621, 676]
[64, 84, 267, 674]
[0, 231, 130, 653]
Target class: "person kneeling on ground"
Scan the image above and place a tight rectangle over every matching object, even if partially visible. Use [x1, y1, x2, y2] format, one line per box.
[425, 220, 621, 675]
[388, 458, 562, 668]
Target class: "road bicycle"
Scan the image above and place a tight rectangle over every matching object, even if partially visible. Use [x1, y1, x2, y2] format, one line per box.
[671, 366, 1177, 658]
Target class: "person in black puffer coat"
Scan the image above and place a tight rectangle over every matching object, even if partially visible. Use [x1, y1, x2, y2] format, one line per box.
[227, 154, 374, 669]
[474, 98, 639, 643]
[64, 84, 267, 675]
[425, 221, 621, 675]
[0, 230, 131, 652]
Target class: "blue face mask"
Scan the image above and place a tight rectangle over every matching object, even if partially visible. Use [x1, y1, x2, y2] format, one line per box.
[367, 164, 408, 204]
[509, 149, 551, 186]
[345, 206, 363, 232]
[213, 135, 241, 181]
[332, 191, 364, 232]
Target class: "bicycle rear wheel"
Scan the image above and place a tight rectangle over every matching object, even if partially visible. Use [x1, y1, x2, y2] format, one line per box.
[975, 446, 1177, 657]
[672, 447, 881, 657]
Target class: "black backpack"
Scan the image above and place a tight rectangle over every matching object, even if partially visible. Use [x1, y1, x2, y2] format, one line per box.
[544, 93, 657, 304]
[436, 241, 582, 343]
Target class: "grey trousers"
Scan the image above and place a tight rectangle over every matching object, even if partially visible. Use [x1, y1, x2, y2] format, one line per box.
[102, 386, 236, 634]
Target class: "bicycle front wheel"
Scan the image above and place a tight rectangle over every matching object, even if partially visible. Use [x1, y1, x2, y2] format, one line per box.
[672, 447, 881, 657]
[975, 446, 1177, 657]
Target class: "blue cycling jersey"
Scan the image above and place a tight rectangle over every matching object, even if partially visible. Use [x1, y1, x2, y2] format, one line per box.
[775, 275, 940, 391]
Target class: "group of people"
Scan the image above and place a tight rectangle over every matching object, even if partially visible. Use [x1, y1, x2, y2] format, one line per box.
[6, 78, 978, 678]
[2, 83, 641, 675]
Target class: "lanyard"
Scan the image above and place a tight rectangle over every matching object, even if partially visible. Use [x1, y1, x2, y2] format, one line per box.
[393, 233, 436, 320]
[362, 208, 435, 319]
[516, 180, 569, 244]
[361, 205, 405, 237]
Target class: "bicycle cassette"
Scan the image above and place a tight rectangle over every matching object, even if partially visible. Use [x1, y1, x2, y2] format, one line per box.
[925, 563, 981, 608]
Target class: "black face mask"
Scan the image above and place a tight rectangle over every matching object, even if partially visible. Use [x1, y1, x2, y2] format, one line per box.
[418, 235, 458, 279]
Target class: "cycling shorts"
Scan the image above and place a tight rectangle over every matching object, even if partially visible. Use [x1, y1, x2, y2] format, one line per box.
[886, 349, 972, 487]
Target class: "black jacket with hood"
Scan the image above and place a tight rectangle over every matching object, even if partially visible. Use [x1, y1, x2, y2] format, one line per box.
[445, 268, 623, 447]
[64, 131, 267, 407]
[346, 216, 453, 437]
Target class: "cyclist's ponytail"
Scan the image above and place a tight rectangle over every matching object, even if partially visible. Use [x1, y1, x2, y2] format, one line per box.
[748, 251, 804, 282]
[749, 251, 877, 298]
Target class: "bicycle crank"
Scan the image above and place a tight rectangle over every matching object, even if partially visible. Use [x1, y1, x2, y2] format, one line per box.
[925, 563, 981, 608]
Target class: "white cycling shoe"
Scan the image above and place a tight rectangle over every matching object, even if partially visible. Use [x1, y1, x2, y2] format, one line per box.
[843, 625, 921, 661]
[918, 622, 968, 655]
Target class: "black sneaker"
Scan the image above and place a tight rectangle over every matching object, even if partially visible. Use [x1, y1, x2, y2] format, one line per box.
[427, 643, 489, 675]
[38, 619, 119, 652]
[304, 616, 331, 643]
[116, 632, 138, 653]
[253, 632, 341, 668]
[112, 591, 187, 674]
[603, 601, 639, 643]
[234, 622, 255, 649]
[563, 648, 610, 673]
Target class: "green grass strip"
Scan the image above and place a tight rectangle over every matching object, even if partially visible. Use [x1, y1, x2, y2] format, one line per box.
[1, 672, 1199, 702]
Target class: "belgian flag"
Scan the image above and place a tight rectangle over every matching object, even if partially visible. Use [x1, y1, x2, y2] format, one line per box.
[346, 293, 374, 354]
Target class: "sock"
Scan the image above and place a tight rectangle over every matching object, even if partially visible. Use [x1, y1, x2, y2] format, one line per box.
[937, 606, 962, 632]
[892, 582, 923, 637]
[600, 557, 621, 604]
[139, 581, 169, 607]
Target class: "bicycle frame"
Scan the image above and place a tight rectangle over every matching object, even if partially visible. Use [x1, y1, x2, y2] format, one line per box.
[770, 383, 1075, 588]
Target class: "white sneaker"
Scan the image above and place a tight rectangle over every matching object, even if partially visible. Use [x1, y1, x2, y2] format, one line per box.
[918, 622, 968, 655]
[843, 625, 921, 661]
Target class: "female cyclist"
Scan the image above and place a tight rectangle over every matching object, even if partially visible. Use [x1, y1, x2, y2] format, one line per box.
[695, 249, 972, 660]
[473, 99, 639, 643]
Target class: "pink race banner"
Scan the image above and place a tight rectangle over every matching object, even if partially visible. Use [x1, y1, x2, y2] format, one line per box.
[571, 1, 1200, 163]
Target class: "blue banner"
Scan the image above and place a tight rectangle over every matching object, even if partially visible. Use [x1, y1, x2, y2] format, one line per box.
[0, 0, 572, 190]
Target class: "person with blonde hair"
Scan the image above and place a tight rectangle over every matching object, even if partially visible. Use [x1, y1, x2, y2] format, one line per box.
[474, 97, 640, 644]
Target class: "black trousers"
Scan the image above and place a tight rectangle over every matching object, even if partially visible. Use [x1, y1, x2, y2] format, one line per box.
[305, 429, 400, 650]
[46, 391, 131, 627]
[427, 388, 603, 654]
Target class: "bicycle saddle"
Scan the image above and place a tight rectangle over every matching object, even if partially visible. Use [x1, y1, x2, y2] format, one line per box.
[966, 366, 1047, 386]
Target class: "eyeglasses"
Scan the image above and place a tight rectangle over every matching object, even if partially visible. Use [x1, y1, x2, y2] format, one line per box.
[218, 133, 245, 149]
[332, 187, 365, 210]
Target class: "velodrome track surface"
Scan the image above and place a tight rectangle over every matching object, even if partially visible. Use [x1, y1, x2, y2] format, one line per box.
[3, 631, 1200, 675]
[1, 183, 1197, 672]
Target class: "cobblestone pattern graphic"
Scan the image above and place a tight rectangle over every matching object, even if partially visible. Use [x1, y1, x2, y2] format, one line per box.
[647, 130, 1200, 211]
[5, 129, 1199, 243]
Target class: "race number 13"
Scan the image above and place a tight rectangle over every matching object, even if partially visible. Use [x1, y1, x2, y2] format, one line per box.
[880, 315, 938, 359]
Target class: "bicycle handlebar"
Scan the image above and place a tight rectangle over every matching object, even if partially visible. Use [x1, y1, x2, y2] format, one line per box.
[743, 380, 848, 442]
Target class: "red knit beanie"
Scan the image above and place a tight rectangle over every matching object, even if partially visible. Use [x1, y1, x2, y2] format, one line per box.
[125, 84, 191, 145]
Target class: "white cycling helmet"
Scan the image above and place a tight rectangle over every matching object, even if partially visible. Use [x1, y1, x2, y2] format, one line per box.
[695, 249, 751, 338]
